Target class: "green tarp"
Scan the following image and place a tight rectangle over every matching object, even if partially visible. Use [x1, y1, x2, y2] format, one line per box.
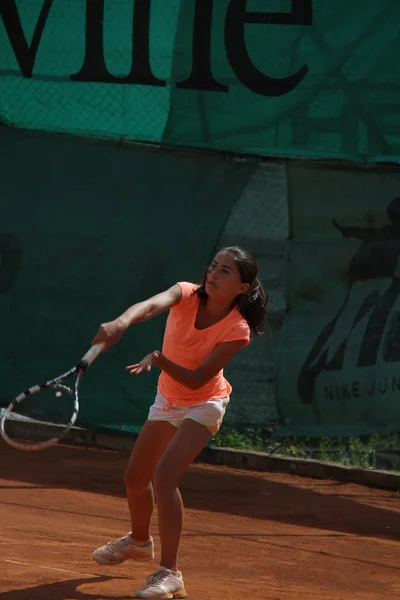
[277, 163, 400, 436]
[2, 128, 400, 436]
[0, 128, 255, 433]
[1, 0, 400, 162]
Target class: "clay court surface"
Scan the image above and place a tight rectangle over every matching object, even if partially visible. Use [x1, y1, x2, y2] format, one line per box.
[0, 440, 399, 599]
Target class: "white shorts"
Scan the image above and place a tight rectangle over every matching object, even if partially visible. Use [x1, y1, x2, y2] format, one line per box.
[148, 388, 229, 436]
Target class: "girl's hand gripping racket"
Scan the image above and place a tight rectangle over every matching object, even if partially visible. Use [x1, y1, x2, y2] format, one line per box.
[0, 343, 105, 451]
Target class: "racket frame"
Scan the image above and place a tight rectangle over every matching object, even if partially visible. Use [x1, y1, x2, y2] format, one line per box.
[0, 343, 104, 451]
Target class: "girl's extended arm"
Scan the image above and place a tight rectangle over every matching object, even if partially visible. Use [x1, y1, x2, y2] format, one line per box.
[92, 284, 182, 349]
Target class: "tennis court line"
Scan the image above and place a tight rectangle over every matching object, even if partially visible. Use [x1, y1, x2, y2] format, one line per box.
[3, 558, 99, 578]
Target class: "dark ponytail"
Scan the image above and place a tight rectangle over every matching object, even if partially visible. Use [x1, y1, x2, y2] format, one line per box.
[235, 275, 268, 336]
[196, 246, 268, 336]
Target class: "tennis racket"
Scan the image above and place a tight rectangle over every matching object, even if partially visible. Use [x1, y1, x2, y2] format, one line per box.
[0, 342, 105, 451]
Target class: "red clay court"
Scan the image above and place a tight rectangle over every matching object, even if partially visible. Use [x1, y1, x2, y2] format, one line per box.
[1, 440, 399, 599]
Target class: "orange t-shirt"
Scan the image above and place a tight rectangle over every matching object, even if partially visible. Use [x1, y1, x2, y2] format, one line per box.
[158, 282, 251, 405]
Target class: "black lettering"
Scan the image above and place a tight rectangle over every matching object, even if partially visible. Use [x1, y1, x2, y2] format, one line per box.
[1, 0, 54, 78]
[177, 0, 228, 92]
[352, 381, 360, 398]
[298, 284, 399, 404]
[392, 376, 400, 392]
[0, 233, 21, 293]
[292, 103, 358, 154]
[366, 380, 375, 396]
[383, 311, 400, 362]
[324, 385, 333, 400]
[358, 282, 400, 367]
[225, 0, 312, 97]
[71, 0, 165, 86]
[341, 384, 351, 399]
[379, 377, 388, 394]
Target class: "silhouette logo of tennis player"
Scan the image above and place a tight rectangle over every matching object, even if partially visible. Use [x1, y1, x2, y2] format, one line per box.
[298, 196, 400, 404]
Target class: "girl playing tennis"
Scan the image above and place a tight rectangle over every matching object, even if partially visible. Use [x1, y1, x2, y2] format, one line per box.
[91, 246, 267, 599]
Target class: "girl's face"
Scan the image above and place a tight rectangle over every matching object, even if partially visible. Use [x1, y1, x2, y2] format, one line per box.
[205, 251, 249, 300]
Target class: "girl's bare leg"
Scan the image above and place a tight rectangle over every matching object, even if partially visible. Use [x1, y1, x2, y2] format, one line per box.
[123, 420, 177, 542]
[152, 419, 213, 570]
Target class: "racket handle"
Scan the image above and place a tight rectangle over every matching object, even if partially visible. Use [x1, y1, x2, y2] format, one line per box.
[80, 342, 106, 367]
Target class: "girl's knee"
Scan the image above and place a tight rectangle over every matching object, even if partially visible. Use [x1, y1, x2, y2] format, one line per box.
[123, 467, 151, 491]
[153, 465, 178, 496]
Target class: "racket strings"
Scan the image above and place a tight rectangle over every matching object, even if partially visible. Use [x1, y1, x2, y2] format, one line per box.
[2, 381, 79, 449]
[1, 343, 103, 451]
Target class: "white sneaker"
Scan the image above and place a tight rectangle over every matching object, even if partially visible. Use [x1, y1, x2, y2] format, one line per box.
[135, 566, 187, 599]
[92, 533, 154, 565]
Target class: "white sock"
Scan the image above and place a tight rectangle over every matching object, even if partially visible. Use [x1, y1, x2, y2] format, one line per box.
[129, 535, 150, 547]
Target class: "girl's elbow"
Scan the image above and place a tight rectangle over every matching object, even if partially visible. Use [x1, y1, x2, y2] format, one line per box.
[188, 379, 202, 390]
[190, 372, 208, 390]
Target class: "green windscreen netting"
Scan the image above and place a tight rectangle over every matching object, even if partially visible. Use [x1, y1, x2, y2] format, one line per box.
[1, 0, 400, 162]
[277, 162, 400, 436]
[0, 128, 266, 433]
[2, 1, 400, 437]
[2, 128, 400, 436]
